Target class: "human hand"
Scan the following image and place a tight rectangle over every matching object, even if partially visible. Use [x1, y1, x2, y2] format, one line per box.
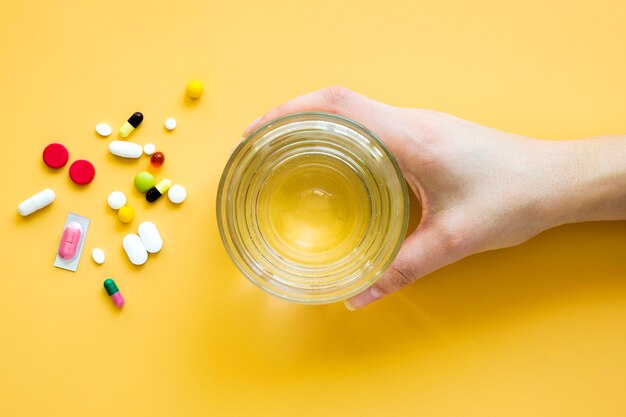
[244, 86, 626, 310]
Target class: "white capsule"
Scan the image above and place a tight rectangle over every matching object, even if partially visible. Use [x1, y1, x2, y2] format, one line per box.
[109, 140, 143, 159]
[107, 191, 127, 210]
[168, 185, 187, 204]
[164, 118, 177, 131]
[95, 123, 112, 137]
[18, 188, 56, 216]
[92, 248, 106, 264]
[138, 221, 163, 253]
[143, 143, 156, 156]
[123, 234, 148, 265]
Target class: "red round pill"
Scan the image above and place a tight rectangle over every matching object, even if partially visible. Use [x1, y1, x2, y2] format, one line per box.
[42, 143, 69, 168]
[69, 160, 95, 185]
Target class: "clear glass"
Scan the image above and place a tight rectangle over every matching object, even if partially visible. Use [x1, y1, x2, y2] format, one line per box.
[217, 112, 409, 304]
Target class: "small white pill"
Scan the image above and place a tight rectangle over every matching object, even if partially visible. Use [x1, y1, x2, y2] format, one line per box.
[109, 140, 143, 159]
[107, 191, 126, 210]
[138, 221, 163, 253]
[92, 248, 106, 264]
[123, 234, 148, 265]
[18, 188, 56, 216]
[164, 118, 177, 131]
[168, 185, 187, 204]
[95, 123, 112, 137]
[143, 143, 156, 155]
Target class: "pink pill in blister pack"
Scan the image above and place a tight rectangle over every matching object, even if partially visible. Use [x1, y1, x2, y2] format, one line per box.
[58, 222, 82, 260]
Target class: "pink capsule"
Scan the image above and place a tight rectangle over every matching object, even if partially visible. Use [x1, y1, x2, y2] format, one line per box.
[58, 222, 82, 260]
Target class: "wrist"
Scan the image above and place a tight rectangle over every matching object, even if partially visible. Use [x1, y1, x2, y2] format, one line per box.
[534, 136, 626, 227]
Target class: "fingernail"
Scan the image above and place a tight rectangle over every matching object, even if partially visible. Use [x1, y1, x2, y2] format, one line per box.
[244, 116, 263, 135]
[344, 286, 384, 311]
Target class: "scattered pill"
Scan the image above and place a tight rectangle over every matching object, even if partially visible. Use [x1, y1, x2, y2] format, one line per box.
[118, 205, 135, 223]
[146, 178, 172, 202]
[138, 221, 163, 253]
[123, 234, 148, 265]
[134, 171, 155, 193]
[95, 123, 112, 137]
[58, 222, 82, 260]
[104, 279, 124, 308]
[186, 80, 203, 99]
[119, 112, 143, 138]
[168, 184, 187, 204]
[107, 191, 126, 210]
[164, 118, 177, 131]
[42, 143, 69, 169]
[109, 140, 143, 158]
[143, 143, 156, 155]
[69, 160, 96, 185]
[18, 188, 55, 216]
[150, 151, 165, 167]
[92, 248, 105, 264]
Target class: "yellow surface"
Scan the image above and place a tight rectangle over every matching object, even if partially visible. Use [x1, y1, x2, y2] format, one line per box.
[1, 0, 625, 416]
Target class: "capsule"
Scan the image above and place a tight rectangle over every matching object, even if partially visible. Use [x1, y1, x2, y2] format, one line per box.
[119, 112, 143, 138]
[103, 279, 124, 308]
[146, 178, 172, 202]
[58, 222, 83, 260]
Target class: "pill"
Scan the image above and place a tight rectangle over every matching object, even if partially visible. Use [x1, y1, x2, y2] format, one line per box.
[143, 143, 156, 155]
[138, 221, 163, 253]
[119, 112, 143, 138]
[134, 171, 155, 193]
[164, 118, 177, 131]
[107, 191, 127, 210]
[69, 160, 96, 185]
[92, 248, 106, 264]
[150, 151, 165, 167]
[118, 205, 135, 223]
[109, 140, 143, 158]
[168, 184, 187, 204]
[146, 178, 172, 202]
[42, 143, 69, 169]
[103, 279, 124, 308]
[186, 80, 203, 99]
[18, 188, 56, 216]
[58, 222, 82, 260]
[95, 123, 112, 137]
[123, 234, 148, 265]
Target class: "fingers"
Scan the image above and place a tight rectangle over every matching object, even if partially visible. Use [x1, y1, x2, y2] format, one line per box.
[344, 225, 463, 311]
[243, 86, 401, 146]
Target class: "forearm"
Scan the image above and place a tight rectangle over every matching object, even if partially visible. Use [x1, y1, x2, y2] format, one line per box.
[542, 136, 626, 226]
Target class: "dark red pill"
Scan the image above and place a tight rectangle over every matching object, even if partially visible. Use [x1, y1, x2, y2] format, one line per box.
[150, 151, 165, 167]
[42, 143, 69, 168]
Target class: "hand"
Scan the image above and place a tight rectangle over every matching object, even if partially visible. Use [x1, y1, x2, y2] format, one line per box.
[244, 86, 626, 310]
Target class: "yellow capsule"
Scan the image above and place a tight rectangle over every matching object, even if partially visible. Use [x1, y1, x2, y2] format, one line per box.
[119, 112, 143, 138]
[146, 179, 172, 203]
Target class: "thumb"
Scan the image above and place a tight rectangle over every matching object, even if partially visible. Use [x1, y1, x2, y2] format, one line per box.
[242, 86, 405, 154]
[344, 224, 462, 310]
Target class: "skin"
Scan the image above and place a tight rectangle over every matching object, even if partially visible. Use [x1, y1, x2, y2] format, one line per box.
[244, 86, 626, 310]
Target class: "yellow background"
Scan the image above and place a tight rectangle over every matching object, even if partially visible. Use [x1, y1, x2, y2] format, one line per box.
[1, 0, 625, 416]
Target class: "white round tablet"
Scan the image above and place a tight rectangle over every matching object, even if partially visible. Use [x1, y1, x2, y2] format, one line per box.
[164, 118, 177, 131]
[96, 123, 112, 137]
[168, 184, 187, 204]
[92, 248, 106, 264]
[143, 143, 156, 155]
[107, 191, 127, 210]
